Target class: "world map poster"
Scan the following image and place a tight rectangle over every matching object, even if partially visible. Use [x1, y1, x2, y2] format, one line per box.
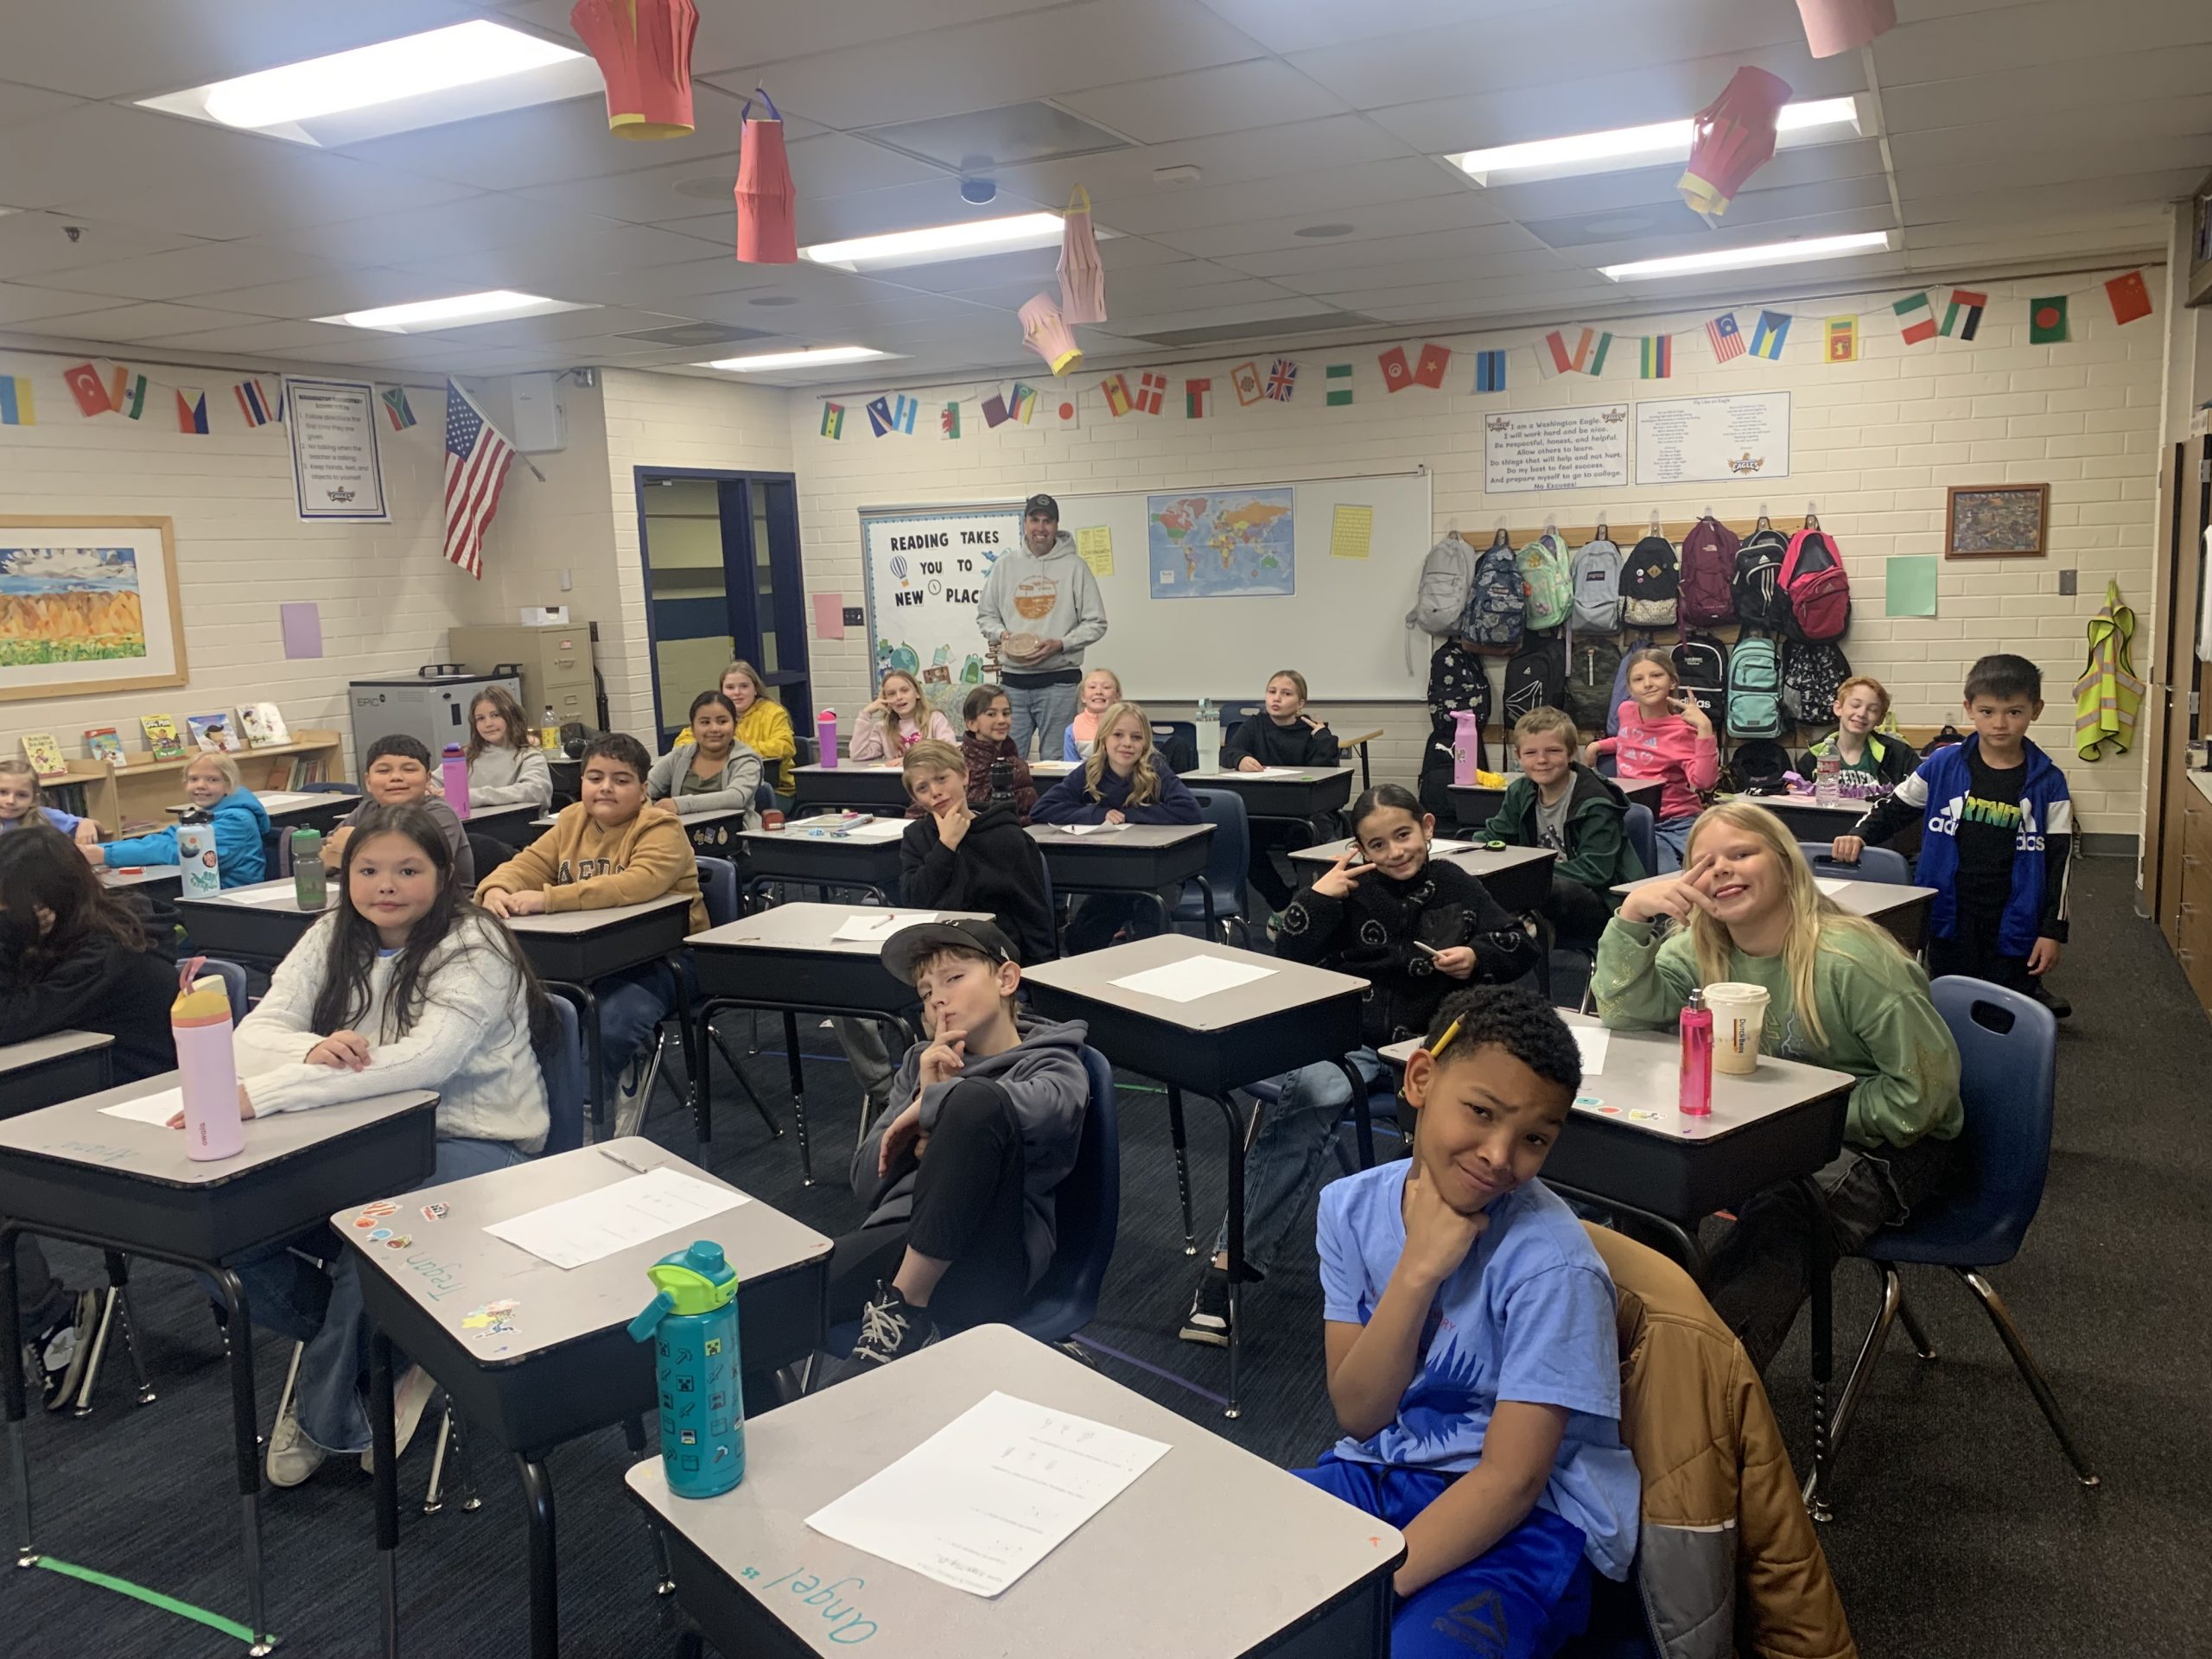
[1147, 488, 1295, 600]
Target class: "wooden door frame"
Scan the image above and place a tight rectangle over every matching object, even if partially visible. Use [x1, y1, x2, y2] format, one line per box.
[2148, 434, 2212, 940]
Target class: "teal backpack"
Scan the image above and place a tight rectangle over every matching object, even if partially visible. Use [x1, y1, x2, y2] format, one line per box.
[1516, 531, 1573, 632]
[1726, 632, 1785, 739]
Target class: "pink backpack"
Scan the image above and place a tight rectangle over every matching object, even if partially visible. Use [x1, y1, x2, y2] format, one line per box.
[1779, 527, 1850, 642]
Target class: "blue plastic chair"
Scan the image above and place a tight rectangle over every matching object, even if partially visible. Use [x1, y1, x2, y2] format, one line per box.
[1624, 804, 1656, 880]
[538, 994, 588, 1156]
[201, 957, 250, 1021]
[1171, 789, 1252, 944]
[1800, 841, 1910, 886]
[696, 855, 741, 929]
[1822, 977, 2097, 1495]
[1149, 720, 1198, 772]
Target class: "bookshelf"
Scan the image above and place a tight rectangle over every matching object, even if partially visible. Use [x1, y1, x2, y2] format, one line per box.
[57, 729, 346, 833]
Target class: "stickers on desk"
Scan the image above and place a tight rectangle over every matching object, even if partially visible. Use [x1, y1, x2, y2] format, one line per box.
[462, 1299, 520, 1336]
[420, 1202, 449, 1222]
[352, 1200, 399, 1230]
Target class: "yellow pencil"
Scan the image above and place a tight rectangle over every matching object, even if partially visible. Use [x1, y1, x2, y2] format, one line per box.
[1427, 1016, 1463, 1057]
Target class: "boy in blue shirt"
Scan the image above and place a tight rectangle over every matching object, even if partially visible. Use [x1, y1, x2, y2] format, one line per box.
[1302, 986, 1637, 1659]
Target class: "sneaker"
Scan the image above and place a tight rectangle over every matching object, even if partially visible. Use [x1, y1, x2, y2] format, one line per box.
[612, 1056, 652, 1138]
[2031, 982, 2072, 1020]
[29, 1289, 97, 1412]
[1179, 1268, 1232, 1348]
[267, 1389, 327, 1488]
[360, 1364, 438, 1475]
[829, 1283, 938, 1384]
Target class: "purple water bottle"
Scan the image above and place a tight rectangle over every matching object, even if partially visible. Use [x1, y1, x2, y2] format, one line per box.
[441, 742, 471, 820]
[816, 709, 838, 770]
[1452, 709, 1480, 787]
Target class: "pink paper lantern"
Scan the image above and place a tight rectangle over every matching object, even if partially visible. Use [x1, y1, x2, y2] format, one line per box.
[1058, 185, 1107, 325]
[1678, 66, 1793, 225]
[734, 86, 797, 264]
[569, 0, 699, 140]
[1019, 294, 1083, 376]
[1796, 0, 1897, 58]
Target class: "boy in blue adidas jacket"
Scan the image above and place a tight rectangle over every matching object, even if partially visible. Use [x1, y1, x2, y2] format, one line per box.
[1834, 654, 2069, 1001]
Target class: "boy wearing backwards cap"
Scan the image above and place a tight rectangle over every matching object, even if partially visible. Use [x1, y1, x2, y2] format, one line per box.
[975, 493, 1110, 761]
[836, 918, 1090, 1376]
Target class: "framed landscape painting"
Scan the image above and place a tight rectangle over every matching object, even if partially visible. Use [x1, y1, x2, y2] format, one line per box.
[1943, 484, 2049, 559]
[0, 516, 188, 702]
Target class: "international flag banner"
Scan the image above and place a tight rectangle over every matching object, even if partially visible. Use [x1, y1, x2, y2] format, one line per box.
[1586, 332, 1614, 375]
[1185, 378, 1212, 418]
[238, 378, 282, 428]
[1705, 313, 1745, 363]
[866, 396, 894, 436]
[891, 394, 918, 434]
[2106, 270, 2152, 327]
[1264, 358, 1298, 402]
[175, 388, 209, 434]
[63, 362, 110, 417]
[1538, 328, 1590, 378]
[108, 365, 150, 420]
[378, 385, 415, 430]
[1892, 291, 1937, 346]
[1939, 289, 1986, 340]
[1231, 360, 1264, 406]
[1378, 346, 1412, 392]
[1748, 311, 1791, 361]
[1101, 373, 1133, 417]
[1826, 317, 1859, 363]
[2028, 296, 2069, 345]
[820, 403, 846, 439]
[1473, 350, 1506, 393]
[981, 393, 1011, 429]
[1412, 342, 1451, 388]
[442, 378, 517, 581]
[1325, 363, 1353, 406]
[1053, 392, 1080, 429]
[1010, 382, 1038, 423]
[1638, 337, 1671, 379]
[0, 376, 33, 426]
[1135, 371, 1166, 415]
[940, 402, 960, 438]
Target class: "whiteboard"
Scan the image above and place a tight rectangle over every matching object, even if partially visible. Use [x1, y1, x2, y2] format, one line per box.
[859, 470, 1433, 702]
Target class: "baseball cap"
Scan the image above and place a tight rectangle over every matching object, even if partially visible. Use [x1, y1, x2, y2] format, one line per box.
[1023, 493, 1060, 521]
[881, 917, 1019, 986]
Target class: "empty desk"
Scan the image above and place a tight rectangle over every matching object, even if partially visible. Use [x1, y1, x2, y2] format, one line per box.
[0, 1030, 114, 1117]
[1452, 775, 1662, 832]
[176, 878, 333, 963]
[1612, 873, 1936, 955]
[1027, 822, 1216, 934]
[1736, 793, 1876, 841]
[1287, 836, 1559, 917]
[790, 764, 909, 814]
[736, 820, 907, 904]
[461, 800, 547, 849]
[1180, 766, 1355, 829]
[168, 789, 359, 833]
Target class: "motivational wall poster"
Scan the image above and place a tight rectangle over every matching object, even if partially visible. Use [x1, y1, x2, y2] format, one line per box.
[285, 377, 388, 522]
[860, 510, 1020, 721]
[1633, 391, 1791, 486]
[1481, 404, 1630, 493]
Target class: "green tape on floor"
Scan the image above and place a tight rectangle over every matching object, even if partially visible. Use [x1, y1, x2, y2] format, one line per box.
[34, 1555, 259, 1645]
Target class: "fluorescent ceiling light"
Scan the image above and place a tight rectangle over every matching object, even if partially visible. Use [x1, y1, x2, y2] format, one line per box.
[700, 347, 894, 372]
[800, 213, 1076, 271]
[317, 290, 593, 333]
[138, 22, 600, 146]
[1599, 231, 1894, 282]
[1448, 98, 1862, 186]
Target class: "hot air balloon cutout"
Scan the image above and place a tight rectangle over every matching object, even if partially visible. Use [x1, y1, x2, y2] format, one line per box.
[1058, 186, 1106, 324]
[1020, 294, 1082, 375]
[734, 86, 798, 263]
[1679, 67, 1792, 226]
[569, 0, 699, 139]
[1796, 0, 1897, 58]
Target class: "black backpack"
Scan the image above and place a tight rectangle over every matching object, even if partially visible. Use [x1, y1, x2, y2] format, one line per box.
[1503, 635, 1566, 727]
[1919, 722, 1967, 758]
[1463, 537, 1527, 649]
[1732, 738, 1794, 794]
[1564, 637, 1623, 733]
[1672, 633, 1729, 732]
[1782, 639, 1852, 724]
[1732, 533, 1789, 632]
[1619, 534, 1679, 629]
[1419, 711, 1484, 819]
[1427, 636, 1492, 730]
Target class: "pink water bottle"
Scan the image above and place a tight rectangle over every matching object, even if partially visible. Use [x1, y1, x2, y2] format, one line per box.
[816, 709, 838, 769]
[441, 742, 472, 820]
[1678, 988, 1713, 1117]
[1452, 709, 1480, 787]
[173, 957, 244, 1161]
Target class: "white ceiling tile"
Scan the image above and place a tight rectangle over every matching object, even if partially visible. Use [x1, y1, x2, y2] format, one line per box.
[497, 0, 1057, 78]
[1101, 156, 1465, 238]
[1873, 0, 2212, 89]
[992, 115, 1414, 207]
[383, 223, 732, 289]
[1879, 46, 2212, 133]
[1471, 141, 1885, 229]
[563, 254, 798, 308]
[1190, 0, 1574, 56]
[259, 196, 627, 265]
[1054, 60, 1351, 145]
[0, 283, 142, 324]
[1274, 247, 1576, 298]
[1897, 137, 2212, 202]
[0, 81, 86, 131]
[65, 239, 353, 302]
[3, 299, 265, 342]
[787, 180, 1063, 244]
[1154, 189, 1510, 258]
[1214, 223, 1551, 277]
[1904, 170, 2209, 228]
[1887, 102, 2212, 174]
[186, 268, 477, 318]
[0, 212, 207, 282]
[406, 305, 679, 349]
[136, 317, 380, 353]
[515, 131, 950, 228]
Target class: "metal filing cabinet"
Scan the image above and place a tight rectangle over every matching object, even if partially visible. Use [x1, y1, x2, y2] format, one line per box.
[448, 621, 598, 731]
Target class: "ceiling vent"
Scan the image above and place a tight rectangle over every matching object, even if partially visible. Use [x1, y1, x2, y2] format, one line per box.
[860, 101, 1132, 171]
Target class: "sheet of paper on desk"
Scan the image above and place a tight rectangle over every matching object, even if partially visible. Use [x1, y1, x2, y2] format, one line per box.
[793, 817, 907, 843]
[1110, 956, 1274, 1003]
[1573, 1027, 1609, 1074]
[831, 910, 940, 942]
[483, 1167, 748, 1270]
[232, 886, 310, 906]
[100, 1087, 184, 1125]
[807, 1390, 1169, 1599]
[1814, 878, 1852, 898]
[1056, 821, 1126, 836]
[1255, 766, 1316, 776]
[1429, 839, 1471, 855]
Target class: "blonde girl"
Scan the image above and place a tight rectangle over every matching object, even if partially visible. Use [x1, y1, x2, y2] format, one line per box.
[850, 669, 957, 762]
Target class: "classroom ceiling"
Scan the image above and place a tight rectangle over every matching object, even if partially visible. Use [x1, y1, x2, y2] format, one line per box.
[0, 0, 2205, 386]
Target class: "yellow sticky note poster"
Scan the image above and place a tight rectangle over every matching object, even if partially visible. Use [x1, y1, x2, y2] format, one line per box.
[1331, 504, 1374, 561]
[1076, 525, 1114, 578]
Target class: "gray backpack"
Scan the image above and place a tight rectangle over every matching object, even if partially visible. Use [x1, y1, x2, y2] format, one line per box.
[1570, 537, 1623, 632]
[1406, 535, 1476, 637]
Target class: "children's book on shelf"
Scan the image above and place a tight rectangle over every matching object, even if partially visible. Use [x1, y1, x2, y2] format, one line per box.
[84, 726, 124, 766]
[238, 701, 290, 747]
[187, 711, 242, 753]
[141, 713, 187, 760]
[19, 733, 67, 779]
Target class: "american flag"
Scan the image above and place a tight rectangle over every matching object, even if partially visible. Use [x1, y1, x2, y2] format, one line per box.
[1706, 312, 1745, 363]
[443, 379, 515, 580]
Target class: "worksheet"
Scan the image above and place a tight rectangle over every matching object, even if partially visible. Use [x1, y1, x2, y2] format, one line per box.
[807, 1391, 1170, 1598]
[1109, 956, 1275, 1003]
[99, 1087, 184, 1125]
[831, 910, 940, 942]
[483, 1167, 747, 1270]
[1573, 1027, 1610, 1074]
[232, 885, 315, 906]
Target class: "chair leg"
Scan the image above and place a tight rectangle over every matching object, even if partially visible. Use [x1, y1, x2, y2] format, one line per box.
[1806, 1261, 1902, 1508]
[1896, 1288, 1938, 1361]
[1166, 1085, 1196, 1255]
[623, 1416, 677, 1594]
[423, 1408, 454, 1515]
[1955, 1268, 2101, 1487]
[708, 1021, 784, 1140]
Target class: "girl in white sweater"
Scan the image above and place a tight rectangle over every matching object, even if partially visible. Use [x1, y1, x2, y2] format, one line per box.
[465, 685, 553, 810]
[229, 801, 551, 1487]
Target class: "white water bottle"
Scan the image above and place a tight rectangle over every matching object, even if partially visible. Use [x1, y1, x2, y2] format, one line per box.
[1195, 696, 1221, 769]
[1815, 751, 1841, 806]
[177, 810, 220, 898]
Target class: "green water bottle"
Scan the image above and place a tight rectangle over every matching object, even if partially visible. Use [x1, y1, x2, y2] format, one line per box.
[292, 828, 327, 908]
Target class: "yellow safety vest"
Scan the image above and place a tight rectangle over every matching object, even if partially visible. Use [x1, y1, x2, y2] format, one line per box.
[2073, 580, 2144, 760]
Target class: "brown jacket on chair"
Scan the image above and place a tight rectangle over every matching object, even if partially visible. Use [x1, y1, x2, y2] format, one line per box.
[1584, 1224, 1857, 1659]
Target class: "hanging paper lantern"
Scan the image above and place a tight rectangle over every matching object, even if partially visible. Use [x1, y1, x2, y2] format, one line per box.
[1677, 67, 1792, 225]
[569, 0, 699, 140]
[1019, 294, 1082, 376]
[734, 86, 798, 264]
[1058, 185, 1106, 325]
[1796, 0, 1897, 58]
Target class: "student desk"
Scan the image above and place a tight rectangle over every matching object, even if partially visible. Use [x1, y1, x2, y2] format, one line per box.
[0, 1074, 436, 1653]
[1287, 836, 1560, 917]
[1450, 775, 1663, 831]
[1340, 728, 1385, 790]
[1611, 874, 1937, 955]
[1381, 1012, 1854, 1513]
[1023, 935, 1367, 1416]
[461, 800, 547, 849]
[686, 903, 994, 1181]
[1182, 765, 1356, 830]
[354, 1138, 833, 1659]
[1026, 822, 1217, 934]
[0, 1030, 114, 1117]
[736, 820, 907, 904]
[167, 789, 360, 833]
[1732, 792, 1873, 842]
[505, 894, 698, 1135]
[99, 861, 182, 901]
[176, 878, 334, 963]
[628, 1324, 1402, 1659]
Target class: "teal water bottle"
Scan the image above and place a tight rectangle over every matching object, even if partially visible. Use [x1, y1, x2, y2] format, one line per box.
[627, 1242, 744, 1497]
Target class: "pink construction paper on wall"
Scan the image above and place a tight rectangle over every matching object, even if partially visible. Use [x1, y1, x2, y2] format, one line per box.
[812, 592, 845, 639]
[281, 601, 323, 658]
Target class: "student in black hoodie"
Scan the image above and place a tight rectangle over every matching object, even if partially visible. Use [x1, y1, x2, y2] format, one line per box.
[1179, 784, 1537, 1347]
[1219, 669, 1343, 914]
[0, 824, 178, 1407]
[1483, 708, 1644, 950]
[898, 741, 1056, 963]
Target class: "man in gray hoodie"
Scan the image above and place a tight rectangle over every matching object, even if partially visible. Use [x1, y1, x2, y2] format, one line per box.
[975, 493, 1109, 760]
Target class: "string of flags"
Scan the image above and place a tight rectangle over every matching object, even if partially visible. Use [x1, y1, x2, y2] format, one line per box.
[0, 347, 434, 440]
[817, 266, 2159, 440]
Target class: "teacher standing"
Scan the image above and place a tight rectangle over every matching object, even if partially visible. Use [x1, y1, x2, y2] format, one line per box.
[976, 493, 1109, 760]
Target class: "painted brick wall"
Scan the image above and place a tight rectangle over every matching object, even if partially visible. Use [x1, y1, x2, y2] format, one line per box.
[782, 269, 2165, 840]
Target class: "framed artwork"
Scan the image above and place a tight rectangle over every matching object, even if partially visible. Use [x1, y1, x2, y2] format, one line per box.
[0, 515, 188, 702]
[1944, 484, 2049, 560]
